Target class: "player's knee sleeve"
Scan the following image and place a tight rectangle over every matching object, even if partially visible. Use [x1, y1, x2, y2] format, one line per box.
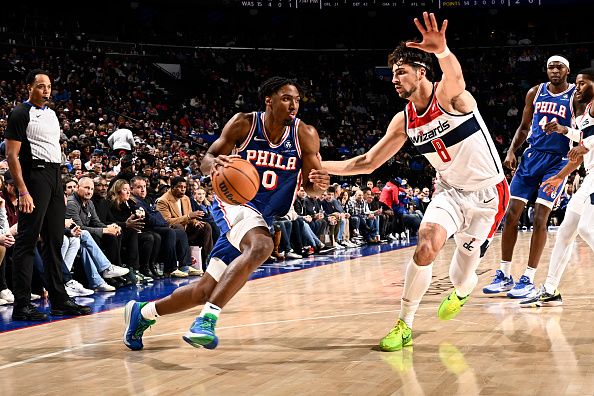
[449, 248, 481, 295]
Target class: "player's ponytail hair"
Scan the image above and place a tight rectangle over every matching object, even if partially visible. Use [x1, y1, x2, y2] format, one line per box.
[388, 41, 434, 81]
[258, 76, 304, 105]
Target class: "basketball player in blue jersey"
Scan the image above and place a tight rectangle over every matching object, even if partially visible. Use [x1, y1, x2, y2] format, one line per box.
[123, 77, 329, 351]
[323, 12, 508, 351]
[482, 56, 583, 299]
[520, 68, 594, 307]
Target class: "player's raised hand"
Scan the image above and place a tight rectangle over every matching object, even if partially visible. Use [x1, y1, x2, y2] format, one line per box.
[406, 12, 448, 54]
[541, 175, 564, 197]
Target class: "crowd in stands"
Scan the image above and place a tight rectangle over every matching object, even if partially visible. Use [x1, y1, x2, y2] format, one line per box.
[0, 16, 590, 307]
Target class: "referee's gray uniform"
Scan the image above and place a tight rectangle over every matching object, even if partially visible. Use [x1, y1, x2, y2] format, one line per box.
[5, 101, 70, 309]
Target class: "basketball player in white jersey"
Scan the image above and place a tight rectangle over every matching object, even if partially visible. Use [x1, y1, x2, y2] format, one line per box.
[322, 12, 509, 351]
[520, 68, 594, 307]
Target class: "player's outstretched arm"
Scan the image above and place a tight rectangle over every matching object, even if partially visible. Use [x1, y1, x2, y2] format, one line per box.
[407, 12, 470, 111]
[299, 123, 330, 197]
[504, 86, 539, 170]
[200, 112, 251, 176]
[322, 112, 408, 175]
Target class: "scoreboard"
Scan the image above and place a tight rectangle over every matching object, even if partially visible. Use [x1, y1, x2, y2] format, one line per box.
[237, 0, 584, 9]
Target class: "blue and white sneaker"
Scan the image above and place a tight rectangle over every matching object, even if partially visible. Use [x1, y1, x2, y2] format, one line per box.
[182, 313, 219, 349]
[482, 270, 514, 294]
[506, 275, 537, 299]
[123, 300, 156, 351]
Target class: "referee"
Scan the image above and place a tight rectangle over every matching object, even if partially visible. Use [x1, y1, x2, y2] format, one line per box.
[5, 69, 90, 321]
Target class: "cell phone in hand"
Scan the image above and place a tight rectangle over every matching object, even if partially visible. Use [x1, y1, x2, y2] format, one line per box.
[69, 223, 77, 230]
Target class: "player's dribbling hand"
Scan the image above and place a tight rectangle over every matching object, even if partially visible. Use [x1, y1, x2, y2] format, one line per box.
[568, 145, 589, 162]
[309, 169, 330, 191]
[541, 176, 563, 196]
[503, 152, 517, 171]
[211, 154, 241, 177]
[406, 12, 448, 54]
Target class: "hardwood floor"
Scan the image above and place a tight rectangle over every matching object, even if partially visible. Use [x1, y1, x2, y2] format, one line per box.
[1, 232, 593, 395]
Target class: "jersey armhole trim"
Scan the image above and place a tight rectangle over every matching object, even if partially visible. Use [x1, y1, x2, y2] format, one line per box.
[435, 100, 473, 118]
[294, 119, 302, 158]
[237, 112, 258, 152]
[532, 83, 544, 106]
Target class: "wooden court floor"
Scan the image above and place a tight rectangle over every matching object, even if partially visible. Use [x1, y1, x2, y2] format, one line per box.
[1, 232, 594, 395]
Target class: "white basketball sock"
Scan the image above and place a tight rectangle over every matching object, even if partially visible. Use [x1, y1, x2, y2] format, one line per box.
[200, 302, 222, 319]
[140, 302, 159, 320]
[499, 261, 512, 278]
[399, 259, 433, 328]
[544, 211, 580, 294]
[523, 267, 536, 283]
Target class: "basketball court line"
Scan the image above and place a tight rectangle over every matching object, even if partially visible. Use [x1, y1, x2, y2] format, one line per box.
[3, 291, 592, 371]
[0, 241, 418, 333]
[0, 308, 401, 371]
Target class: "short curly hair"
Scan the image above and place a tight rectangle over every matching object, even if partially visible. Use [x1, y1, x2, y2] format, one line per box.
[388, 42, 434, 80]
[258, 76, 304, 104]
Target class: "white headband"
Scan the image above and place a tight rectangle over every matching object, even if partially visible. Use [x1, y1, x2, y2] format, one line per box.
[547, 55, 569, 69]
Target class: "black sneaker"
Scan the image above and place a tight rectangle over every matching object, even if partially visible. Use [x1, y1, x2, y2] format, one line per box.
[519, 286, 563, 308]
[50, 298, 92, 316]
[12, 304, 49, 321]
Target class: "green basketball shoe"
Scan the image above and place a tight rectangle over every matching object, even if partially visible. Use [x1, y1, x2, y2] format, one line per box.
[438, 290, 469, 321]
[379, 319, 413, 352]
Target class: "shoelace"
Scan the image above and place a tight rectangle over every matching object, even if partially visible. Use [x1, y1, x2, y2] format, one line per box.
[388, 322, 406, 336]
[134, 318, 155, 339]
[199, 316, 216, 331]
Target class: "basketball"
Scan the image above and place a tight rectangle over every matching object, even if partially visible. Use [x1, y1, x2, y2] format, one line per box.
[212, 158, 260, 205]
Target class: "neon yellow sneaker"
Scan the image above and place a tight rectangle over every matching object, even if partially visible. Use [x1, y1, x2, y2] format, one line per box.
[438, 290, 469, 321]
[379, 319, 413, 352]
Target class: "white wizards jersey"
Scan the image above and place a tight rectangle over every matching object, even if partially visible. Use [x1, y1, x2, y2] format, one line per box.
[578, 102, 594, 174]
[404, 83, 504, 191]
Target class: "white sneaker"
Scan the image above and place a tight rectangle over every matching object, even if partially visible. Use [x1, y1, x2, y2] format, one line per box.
[65, 280, 94, 297]
[285, 250, 302, 259]
[0, 298, 8, 306]
[168, 269, 189, 278]
[0, 289, 14, 303]
[102, 264, 130, 278]
[95, 282, 116, 292]
[185, 266, 203, 276]
[341, 240, 357, 248]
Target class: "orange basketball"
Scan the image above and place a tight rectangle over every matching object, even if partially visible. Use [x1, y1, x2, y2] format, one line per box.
[212, 158, 260, 205]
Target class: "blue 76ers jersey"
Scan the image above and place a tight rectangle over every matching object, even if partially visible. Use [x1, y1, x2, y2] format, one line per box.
[212, 111, 303, 228]
[528, 82, 576, 156]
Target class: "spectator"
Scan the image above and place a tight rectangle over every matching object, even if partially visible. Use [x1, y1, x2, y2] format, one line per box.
[156, 176, 213, 270]
[130, 176, 195, 278]
[66, 177, 124, 277]
[108, 117, 136, 156]
[106, 179, 159, 283]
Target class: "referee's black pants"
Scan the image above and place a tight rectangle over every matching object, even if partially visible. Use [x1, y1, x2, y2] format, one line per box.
[12, 162, 69, 308]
